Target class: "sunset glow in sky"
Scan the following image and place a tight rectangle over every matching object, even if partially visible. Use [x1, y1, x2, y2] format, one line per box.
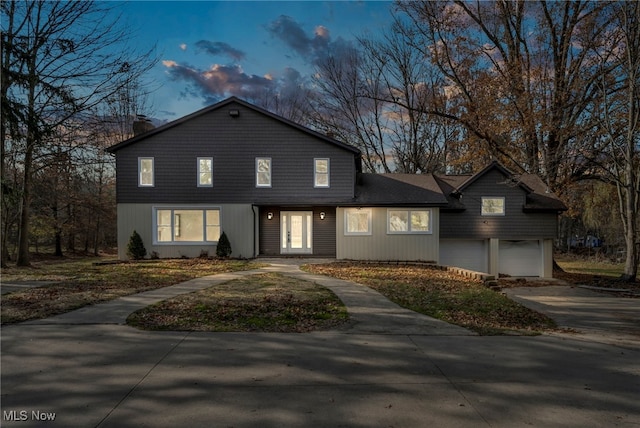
[118, 1, 394, 120]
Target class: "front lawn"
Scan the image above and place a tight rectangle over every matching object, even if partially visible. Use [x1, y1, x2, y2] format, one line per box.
[2, 257, 558, 335]
[1, 258, 262, 324]
[303, 263, 557, 335]
[554, 254, 639, 289]
[127, 272, 348, 332]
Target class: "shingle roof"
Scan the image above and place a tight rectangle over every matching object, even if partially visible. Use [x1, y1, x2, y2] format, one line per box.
[432, 175, 466, 210]
[250, 169, 566, 211]
[349, 173, 449, 206]
[517, 174, 568, 211]
[434, 162, 567, 212]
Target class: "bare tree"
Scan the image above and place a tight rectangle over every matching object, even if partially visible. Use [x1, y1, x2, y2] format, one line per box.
[248, 70, 316, 124]
[84, 79, 154, 256]
[358, 20, 453, 173]
[396, 0, 618, 189]
[595, 1, 640, 281]
[311, 23, 459, 174]
[312, 46, 393, 172]
[1, 0, 156, 266]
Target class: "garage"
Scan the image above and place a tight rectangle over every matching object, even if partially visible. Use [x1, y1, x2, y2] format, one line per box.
[499, 240, 542, 277]
[440, 239, 488, 273]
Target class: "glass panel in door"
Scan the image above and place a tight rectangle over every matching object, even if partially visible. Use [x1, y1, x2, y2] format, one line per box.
[290, 214, 303, 249]
[280, 211, 312, 254]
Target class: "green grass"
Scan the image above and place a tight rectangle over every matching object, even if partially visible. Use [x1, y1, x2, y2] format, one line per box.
[303, 263, 556, 335]
[127, 273, 348, 332]
[555, 255, 625, 277]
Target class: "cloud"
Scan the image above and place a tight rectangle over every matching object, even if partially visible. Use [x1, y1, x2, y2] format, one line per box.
[267, 15, 350, 66]
[195, 40, 246, 61]
[315, 25, 330, 39]
[163, 60, 273, 103]
[161, 17, 355, 110]
[179, 43, 187, 51]
[278, 67, 305, 97]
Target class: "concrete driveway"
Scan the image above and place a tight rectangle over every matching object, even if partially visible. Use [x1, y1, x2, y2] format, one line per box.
[504, 285, 640, 349]
[1, 262, 639, 427]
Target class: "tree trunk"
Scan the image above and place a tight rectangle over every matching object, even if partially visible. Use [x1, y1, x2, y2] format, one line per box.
[620, 146, 638, 282]
[0, 0, 15, 269]
[1, 239, 9, 268]
[16, 145, 32, 266]
[54, 229, 63, 257]
[53, 178, 63, 257]
[16, 32, 39, 267]
[620, 1, 639, 283]
[66, 202, 75, 253]
[93, 215, 101, 256]
[621, 218, 637, 282]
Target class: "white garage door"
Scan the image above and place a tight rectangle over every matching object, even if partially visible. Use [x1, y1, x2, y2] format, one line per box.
[499, 240, 541, 277]
[440, 240, 488, 273]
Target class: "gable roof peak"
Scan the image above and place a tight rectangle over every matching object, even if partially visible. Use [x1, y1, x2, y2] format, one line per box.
[455, 160, 533, 193]
[106, 96, 361, 158]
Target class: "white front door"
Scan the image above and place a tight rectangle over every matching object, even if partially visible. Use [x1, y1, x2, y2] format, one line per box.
[281, 211, 313, 254]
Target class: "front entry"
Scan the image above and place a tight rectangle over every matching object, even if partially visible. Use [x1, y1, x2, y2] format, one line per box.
[281, 211, 312, 254]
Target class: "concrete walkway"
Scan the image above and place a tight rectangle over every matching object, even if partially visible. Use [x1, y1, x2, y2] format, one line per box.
[22, 260, 472, 336]
[2, 260, 639, 427]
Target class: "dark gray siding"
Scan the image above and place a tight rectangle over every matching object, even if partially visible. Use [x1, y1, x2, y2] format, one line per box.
[259, 208, 281, 256]
[440, 169, 558, 239]
[259, 207, 336, 256]
[114, 101, 356, 204]
[313, 207, 337, 256]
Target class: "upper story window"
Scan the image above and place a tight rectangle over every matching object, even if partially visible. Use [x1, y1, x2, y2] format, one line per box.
[344, 208, 372, 235]
[481, 197, 505, 216]
[198, 157, 213, 187]
[387, 209, 432, 234]
[138, 157, 154, 187]
[256, 157, 271, 187]
[314, 158, 330, 187]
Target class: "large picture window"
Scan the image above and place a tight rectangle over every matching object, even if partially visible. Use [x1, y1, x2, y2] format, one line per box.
[256, 157, 271, 187]
[155, 208, 220, 243]
[138, 157, 154, 187]
[344, 208, 372, 235]
[387, 209, 431, 234]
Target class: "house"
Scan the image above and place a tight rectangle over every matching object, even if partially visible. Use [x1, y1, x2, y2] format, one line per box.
[435, 163, 567, 277]
[106, 97, 566, 277]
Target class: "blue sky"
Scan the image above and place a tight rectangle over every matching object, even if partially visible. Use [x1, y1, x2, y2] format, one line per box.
[118, 1, 394, 120]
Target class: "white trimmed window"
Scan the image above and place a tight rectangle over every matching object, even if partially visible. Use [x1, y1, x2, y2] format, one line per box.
[481, 197, 505, 216]
[387, 209, 432, 234]
[345, 208, 372, 235]
[138, 157, 154, 187]
[314, 158, 330, 187]
[198, 157, 213, 187]
[154, 208, 221, 243]
[256, 158, 271, 187]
